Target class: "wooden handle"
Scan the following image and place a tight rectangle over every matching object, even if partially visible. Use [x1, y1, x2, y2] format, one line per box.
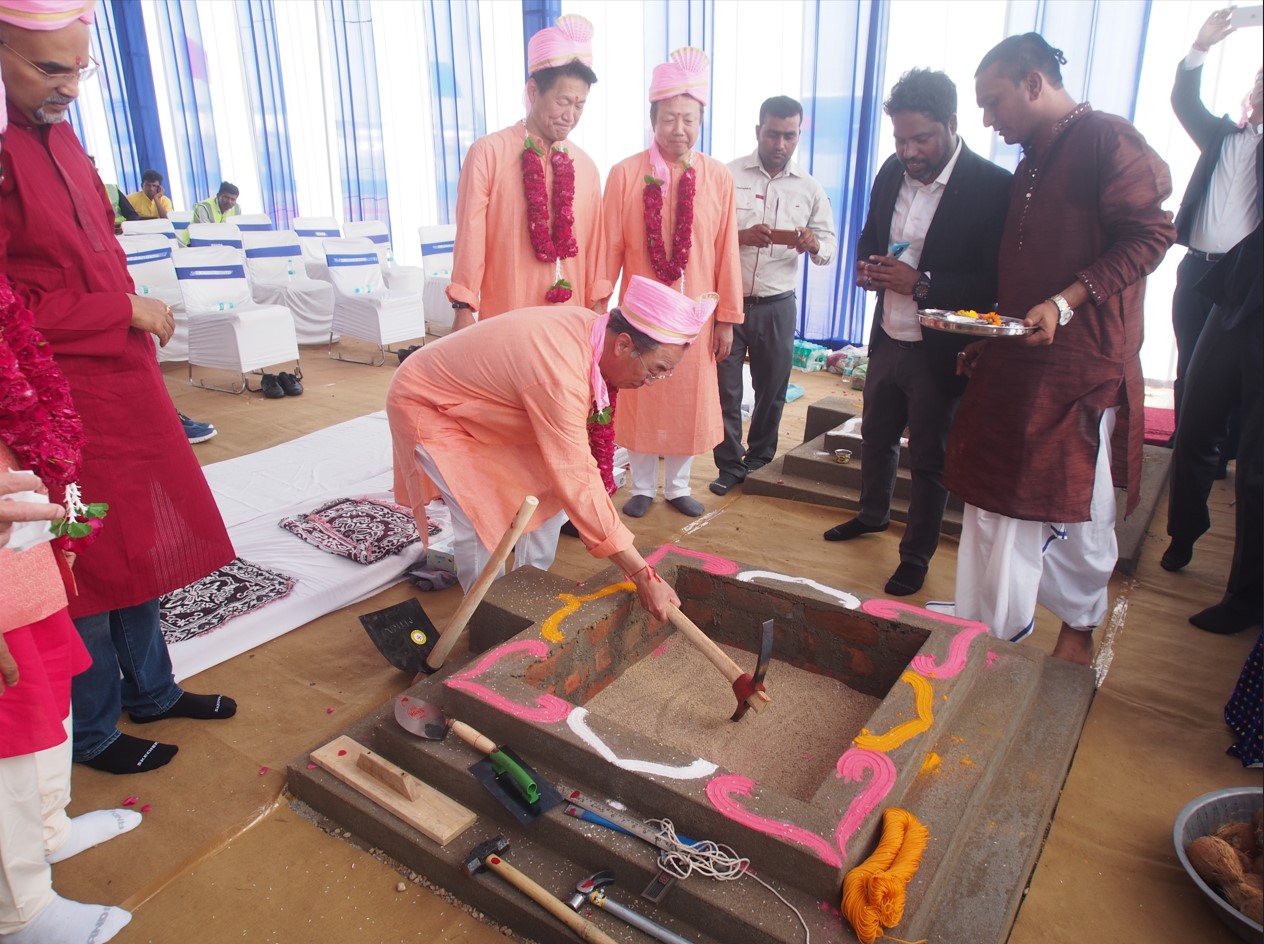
[426, 495, 540, 669]
[667, 604, 772, 712]
[485, 856, 618, 944]
[447, 719, 498, 755]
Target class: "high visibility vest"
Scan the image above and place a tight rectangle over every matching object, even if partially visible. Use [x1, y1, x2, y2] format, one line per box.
[105, 183, 125, 225]
[187, 198, 241, 244]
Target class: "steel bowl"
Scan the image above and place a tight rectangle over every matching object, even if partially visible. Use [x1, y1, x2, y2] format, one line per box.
[1173, 786, 1264, 942]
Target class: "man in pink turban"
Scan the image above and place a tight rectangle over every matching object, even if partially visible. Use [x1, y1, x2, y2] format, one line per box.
[0, 0, 237, 777]
[604, 46, 743, 519]
[388, 276, 716, 622]
[446, 14, 611, 329]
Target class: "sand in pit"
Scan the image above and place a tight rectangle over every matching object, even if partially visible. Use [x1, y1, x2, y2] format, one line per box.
[584, 633, 882, 801]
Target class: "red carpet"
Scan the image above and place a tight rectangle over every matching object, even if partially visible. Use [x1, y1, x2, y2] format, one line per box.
[1145, 406, 1175, 446]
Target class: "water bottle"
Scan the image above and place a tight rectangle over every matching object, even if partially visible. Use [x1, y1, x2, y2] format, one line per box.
[286, 258, 295, 282]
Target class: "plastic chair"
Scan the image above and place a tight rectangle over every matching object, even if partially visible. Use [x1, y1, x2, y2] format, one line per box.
[116, 234, 188, 362]
[292, 215, 342, 282]
[323, 237, 424, 365]
[174, 246, 301, 394]
[233, 213, 274, 232]
[168, 210, 194, 244]
[121, 219, 179, 243]
[419, 223, 456, 336]
[342, 220, 424, 297]
[187, 222, 244, 253]
[242, 230, 335, 346]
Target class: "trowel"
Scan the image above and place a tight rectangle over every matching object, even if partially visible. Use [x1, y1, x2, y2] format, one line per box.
[394, 694, 562, 824]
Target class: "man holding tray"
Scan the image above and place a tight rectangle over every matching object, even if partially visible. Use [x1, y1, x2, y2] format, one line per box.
[946, 34, 1175, 663]
[822, 69, 1009, 597]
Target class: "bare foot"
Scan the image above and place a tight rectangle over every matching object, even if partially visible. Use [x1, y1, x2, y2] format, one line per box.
[1051, 624, 1093, 665]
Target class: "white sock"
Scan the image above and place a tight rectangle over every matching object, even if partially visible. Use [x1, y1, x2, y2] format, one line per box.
[1, 895, 131, 944]
[46, 809, 142, 864]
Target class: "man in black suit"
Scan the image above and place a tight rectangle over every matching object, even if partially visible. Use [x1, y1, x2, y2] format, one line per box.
[822, 69, 1010, 596]
[1167, 8, 1262, 428]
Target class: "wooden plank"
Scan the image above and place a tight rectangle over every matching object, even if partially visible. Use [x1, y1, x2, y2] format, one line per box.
[310, 736, 476, 846]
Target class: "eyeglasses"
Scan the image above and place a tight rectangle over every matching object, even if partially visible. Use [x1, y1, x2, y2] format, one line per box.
[0, 42, 98, 85]
[633, 349, 673, 383]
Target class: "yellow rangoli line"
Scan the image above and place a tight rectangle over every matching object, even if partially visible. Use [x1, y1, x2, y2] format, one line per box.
[852, 671, 934, 753]
[540, 581, 635, 643]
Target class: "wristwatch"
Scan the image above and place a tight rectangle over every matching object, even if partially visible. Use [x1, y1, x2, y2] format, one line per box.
[913, 272, 931, 304]
[1049, 294, 1074, 325]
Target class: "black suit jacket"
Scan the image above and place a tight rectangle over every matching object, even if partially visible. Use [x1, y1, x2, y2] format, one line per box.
[1171, 62, 1264, 248]
[858, 141, 1011, 396]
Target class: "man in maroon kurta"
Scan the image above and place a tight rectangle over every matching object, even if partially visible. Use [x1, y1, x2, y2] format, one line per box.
[0, 6, 236, 774]
[945, 34, 1175, 664]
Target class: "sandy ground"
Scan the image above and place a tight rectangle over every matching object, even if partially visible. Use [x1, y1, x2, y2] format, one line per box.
[44, 340, 1260, 944]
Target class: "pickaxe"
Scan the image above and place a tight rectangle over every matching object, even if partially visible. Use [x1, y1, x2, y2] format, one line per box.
[568, 870, 697, 944]
[463, 836, 617, 944]
[666, 606, 773, 720]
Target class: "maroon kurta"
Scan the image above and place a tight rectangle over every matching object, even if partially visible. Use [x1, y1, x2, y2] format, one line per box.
[945, 107, 1175, 522]
[0, 106, 234, 618]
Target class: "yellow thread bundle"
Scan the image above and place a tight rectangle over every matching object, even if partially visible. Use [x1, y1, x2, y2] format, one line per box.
[842, 807, 930, 944]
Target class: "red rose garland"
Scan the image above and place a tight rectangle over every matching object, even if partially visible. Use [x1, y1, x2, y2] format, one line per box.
[0, 278, 106, 553]
[643, 164, 696, 285]
[521, 135, 578, 303]
[587, 388, 619, 496]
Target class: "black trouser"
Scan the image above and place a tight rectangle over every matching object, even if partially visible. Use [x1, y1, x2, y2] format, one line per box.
[1172, 251, 1219, 422]
[714, 293, 797, 478]
[856, 340, 960, 568]
[1168, 306, 1263, 618]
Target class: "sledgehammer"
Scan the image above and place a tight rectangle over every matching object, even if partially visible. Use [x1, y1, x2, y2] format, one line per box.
[569, 870, 697, 944]
[463, 836, 617, 944]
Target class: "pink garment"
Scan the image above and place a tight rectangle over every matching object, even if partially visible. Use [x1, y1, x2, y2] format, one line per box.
[526, 13, 593, 73]
[604, 150, 742, 456]
[447, 123, 611, 317]
[621, 274, 716, 344]
[0, 1, 95, 30]
[387, 307, 634, 559]
[0, 444, 66, 635]
[649, 46, 710, 105]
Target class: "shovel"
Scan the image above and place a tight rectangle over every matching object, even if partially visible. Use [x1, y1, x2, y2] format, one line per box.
[394, 694, 562, 824]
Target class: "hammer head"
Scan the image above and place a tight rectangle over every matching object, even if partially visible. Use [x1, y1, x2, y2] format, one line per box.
[568, 868, 616, 911]
[463, 835, 510, 877]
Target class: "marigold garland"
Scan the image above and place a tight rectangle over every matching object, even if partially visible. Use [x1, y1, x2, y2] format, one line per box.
[643, 163, 696, 285]
[521, 134, 578, 303]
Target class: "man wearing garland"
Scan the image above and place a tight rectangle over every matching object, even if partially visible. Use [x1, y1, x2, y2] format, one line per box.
[446, 14, 611, 330]
[0, 0, 237, 774]
[603, 47, 743, 518]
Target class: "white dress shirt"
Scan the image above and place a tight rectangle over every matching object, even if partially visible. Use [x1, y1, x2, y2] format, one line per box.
[1183, 49, 1263, 255]
[882, 137, 963, 341]
[728, 152, 837, 299]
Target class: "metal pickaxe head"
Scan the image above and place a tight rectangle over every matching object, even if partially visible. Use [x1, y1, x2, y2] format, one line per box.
[567, 869, 616, 910]
[463, 835, 511, 877]
[730, 618, 775, 721]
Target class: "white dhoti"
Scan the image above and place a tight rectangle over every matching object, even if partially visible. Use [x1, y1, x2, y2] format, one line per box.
[956, 408, 1119, 640]
[627, 452, 694, 500]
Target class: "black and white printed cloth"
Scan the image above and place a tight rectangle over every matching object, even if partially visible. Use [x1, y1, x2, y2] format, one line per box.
[278, 497, 425, 565]
[160, 557, 296, 644]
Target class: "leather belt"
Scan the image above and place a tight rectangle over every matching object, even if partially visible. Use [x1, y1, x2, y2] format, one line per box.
[1186, 248, 1224, 263]
[743, 290, 795, 307]
[892, 339, 922, 350]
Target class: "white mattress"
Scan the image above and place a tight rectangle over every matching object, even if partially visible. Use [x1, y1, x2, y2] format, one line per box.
[171, 411, 436, 682]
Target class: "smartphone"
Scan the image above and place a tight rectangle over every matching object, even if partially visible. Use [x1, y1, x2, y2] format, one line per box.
[1231, 5, 1262, 27]
[890, 242, 910, 259]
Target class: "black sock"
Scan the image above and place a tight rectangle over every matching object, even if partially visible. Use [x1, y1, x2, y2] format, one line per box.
[130, 692, 237, 724]
[81, 733, 178, 774]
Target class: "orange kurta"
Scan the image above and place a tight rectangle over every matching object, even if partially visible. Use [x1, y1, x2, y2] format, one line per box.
[386, 307, 634, 558]
[447, 123, 612, 317]
[604, 150, 742, 456]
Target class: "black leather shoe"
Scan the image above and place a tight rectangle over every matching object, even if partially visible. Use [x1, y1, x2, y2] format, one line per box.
[823, 518, 889, 542]
[261, 373, 285, 399]
[278, 372, 304, 396]
[885, 562, 927, 596]
[1160, 538, 1193, 572]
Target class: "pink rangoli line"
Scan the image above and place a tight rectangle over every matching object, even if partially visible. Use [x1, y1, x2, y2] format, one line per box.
[705, 774, 843, 867]
[834, 748, 898, 860]
[859, 598, 989, 679]
[645, 545, 740, 575]
[444, 639, 571, 723]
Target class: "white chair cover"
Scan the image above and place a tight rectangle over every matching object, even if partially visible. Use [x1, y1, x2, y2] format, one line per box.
[342, 220, 424, 297]
[121, 219, 179, 243]
[419, 223, 456, 335]
[168, 210, 194, 243]
[324, 237, 424, 355]
[187, 222, 244, 252]
[292, 215, 341, 282]
[117, 234, 188, 362]
[233, 213, 274, 232]
[174, 246, 299, 389]
[242, 230, 335, 346]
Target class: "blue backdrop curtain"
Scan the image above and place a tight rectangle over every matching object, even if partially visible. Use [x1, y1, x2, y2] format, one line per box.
[522, 0, 561, 73]
[325, 0, 391, 228]
[152, 0, 220, 203]
[993, 0, 1152, 169]
[642, 0, 715, 156]
[422, 0, 486, 224]
[237, 0, 299, 228]
[798, 0, 889, 345]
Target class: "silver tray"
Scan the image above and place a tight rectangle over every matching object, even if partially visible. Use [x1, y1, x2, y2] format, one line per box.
[918, 309, 1034, 337]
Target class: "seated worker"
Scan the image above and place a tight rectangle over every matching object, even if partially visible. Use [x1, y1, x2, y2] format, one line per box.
[126, 169, 172, 220]
[191, 181, 241, 224]
[387, 275, 716, 623]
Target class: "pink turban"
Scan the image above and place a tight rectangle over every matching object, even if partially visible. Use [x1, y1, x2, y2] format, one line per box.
[620, 275, 717, 345]
[649, 46, 709, 106]
[526, 13, 594, 76]
[0, 0, 96, 30]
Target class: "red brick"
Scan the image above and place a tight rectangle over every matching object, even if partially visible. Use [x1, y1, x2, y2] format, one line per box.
[845, 646, 874, 678]
[584, 613, 615, 648]
[680, 601, 714, 628]
[583, 674, 617, 701]
[563, 671, 584, 695]
[803, 606, 880, 646]
[676, 569, 715, 600]
[594, 643, 613, 675]
[712, 583, 794, 620]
